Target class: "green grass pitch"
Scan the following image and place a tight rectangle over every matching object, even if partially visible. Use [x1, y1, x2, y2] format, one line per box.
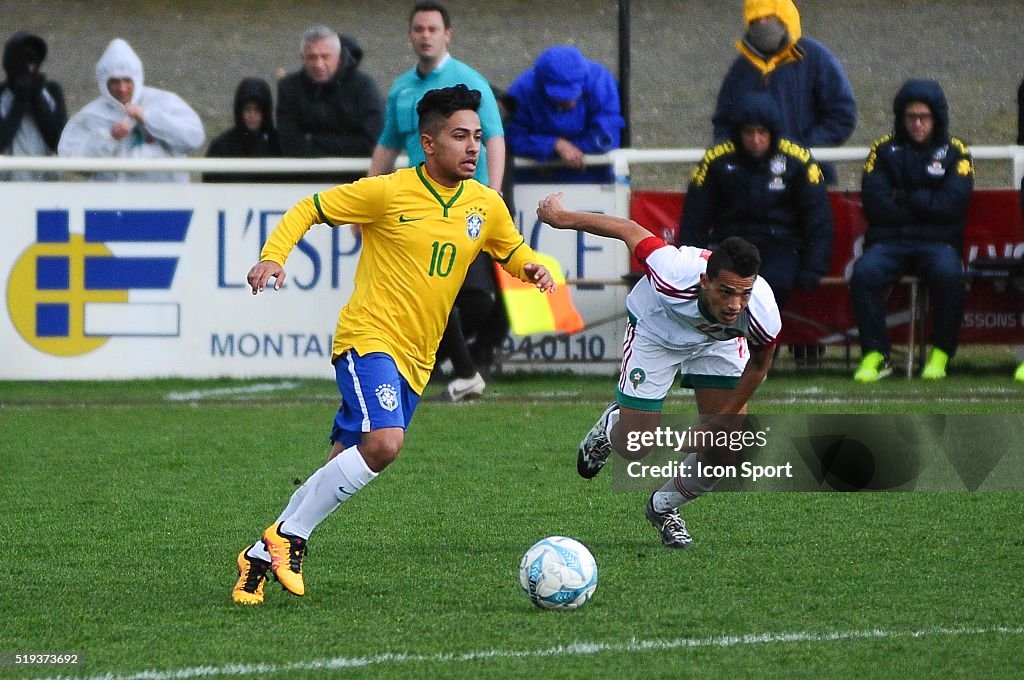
[2, 372, 1023, 679]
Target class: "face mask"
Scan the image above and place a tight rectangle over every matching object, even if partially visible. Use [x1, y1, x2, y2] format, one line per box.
[746, 18, 788, 55]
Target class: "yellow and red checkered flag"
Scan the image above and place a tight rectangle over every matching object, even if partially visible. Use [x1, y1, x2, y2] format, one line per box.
[495, 252, 584, 336]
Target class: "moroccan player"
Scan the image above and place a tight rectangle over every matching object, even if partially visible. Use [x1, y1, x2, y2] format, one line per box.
[537, 193, 780, 549]
[233, 85, 554, 604]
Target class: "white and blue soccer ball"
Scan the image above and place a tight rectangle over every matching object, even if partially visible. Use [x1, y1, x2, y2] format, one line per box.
[519, 536, 598, 610]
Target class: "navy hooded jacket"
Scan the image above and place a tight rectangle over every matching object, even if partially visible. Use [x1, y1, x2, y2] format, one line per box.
[680, 91, 834, 283]
[712, 1, 855, 184]
[861, 79, 974, 248]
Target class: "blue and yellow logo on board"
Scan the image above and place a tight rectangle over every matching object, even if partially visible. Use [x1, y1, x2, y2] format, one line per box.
[7, 209, 191, 356]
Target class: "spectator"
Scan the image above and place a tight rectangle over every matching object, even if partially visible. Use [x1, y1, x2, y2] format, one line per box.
[505, 44, 624, 183]
[679, 90, 833, 317]
[0, 31, 66, 181]
[851, 78, 974, 382]
[58, 38, 203, 182]
[712, 0, 856, 184]
[277, 26, 383, 185]
[1017, 76, 1023, 145]
[204, 77, 282, 183]
[368, 1, 505, 190]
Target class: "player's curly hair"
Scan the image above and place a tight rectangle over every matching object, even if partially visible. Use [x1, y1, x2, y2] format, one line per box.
[707, 236, 760, 279]
[417, 84, 481, 135]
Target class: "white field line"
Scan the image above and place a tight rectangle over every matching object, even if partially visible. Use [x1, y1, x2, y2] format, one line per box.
[164, 381, 299, 401]
[4, 385, 1021, 410]
[760, 396, 1020, 405]
[36, 625, 1024, 680]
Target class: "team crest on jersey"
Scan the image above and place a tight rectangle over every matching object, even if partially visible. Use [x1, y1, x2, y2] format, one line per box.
[927, 146, 949, 177]
[465, 211, 484, 241]
[926, 161, 946, 177]
[768, 154, 787, 191]
[629, 367, 647, 389]
[375, 383, 399, 412]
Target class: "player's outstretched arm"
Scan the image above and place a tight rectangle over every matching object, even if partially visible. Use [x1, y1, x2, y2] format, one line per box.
[537, 192, 654, 255]
[247, 260, 286, 295]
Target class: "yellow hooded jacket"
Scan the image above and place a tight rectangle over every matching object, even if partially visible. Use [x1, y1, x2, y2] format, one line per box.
[736, 0, 804, 77]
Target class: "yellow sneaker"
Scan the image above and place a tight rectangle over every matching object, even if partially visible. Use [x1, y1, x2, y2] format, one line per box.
[232, 548, 270, 605]
[921, 348, 948, 380]
[262, 522, 307, 596]
[853, 351, 892, 383]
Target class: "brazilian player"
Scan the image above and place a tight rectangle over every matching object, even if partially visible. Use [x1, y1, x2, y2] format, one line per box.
[233, 84, 554, 605]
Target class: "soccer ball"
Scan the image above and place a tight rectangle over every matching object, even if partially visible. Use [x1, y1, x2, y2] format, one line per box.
[519, 536, 598, 610]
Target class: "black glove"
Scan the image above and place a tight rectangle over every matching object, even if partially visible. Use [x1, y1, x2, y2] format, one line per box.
[796, 271, 822, 290]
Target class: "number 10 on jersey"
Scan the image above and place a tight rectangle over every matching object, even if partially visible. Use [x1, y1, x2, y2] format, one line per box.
[428, 241, 457, 277]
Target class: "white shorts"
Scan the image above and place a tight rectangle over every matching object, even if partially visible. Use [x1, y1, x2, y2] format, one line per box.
[616, 318, 749, 412]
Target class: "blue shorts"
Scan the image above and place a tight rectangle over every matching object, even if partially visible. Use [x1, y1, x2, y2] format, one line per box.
[330, 350, 420, 447]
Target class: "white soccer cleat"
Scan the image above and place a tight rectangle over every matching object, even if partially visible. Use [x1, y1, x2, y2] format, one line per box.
[446, 372, 486, 401]
[577, 402, 618, 479]
[644, 495, 693, 549]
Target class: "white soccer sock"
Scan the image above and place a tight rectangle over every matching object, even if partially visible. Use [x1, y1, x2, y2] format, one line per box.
[279, 446, 377, 539]
[605, 406, 621, 449]
[652, 452, 717, 512]
[245, 465, 327, 562]
[245, 541, 271, 563]
[652, 485, 690, 513]
[274, 465, 326, 523]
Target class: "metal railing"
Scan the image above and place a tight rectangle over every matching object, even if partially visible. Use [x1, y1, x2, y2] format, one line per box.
[2, 145, 1021, 182]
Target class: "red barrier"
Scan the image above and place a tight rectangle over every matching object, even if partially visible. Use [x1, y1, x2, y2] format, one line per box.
[630, 189, 1024, 345]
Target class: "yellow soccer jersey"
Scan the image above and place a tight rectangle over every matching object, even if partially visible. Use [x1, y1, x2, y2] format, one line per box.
[260, 165, 537, 393]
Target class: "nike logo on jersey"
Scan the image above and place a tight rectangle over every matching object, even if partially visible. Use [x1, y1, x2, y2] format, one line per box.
[398, 214, 423, 223]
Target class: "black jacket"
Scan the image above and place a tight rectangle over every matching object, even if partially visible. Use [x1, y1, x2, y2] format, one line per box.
[276, 41, 383, 184]
[0, 31, 66, 153]
[205, 77, 282, 183]
[862, 79, 974, 248]
[680, 90, 833, 283]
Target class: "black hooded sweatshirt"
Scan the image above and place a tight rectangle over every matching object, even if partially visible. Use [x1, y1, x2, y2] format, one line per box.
[205, 77, 281, 183]
[0, 31, 66, 153]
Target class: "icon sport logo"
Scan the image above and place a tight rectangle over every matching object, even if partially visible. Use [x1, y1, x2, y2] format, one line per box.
[7, 209, 191, 356]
